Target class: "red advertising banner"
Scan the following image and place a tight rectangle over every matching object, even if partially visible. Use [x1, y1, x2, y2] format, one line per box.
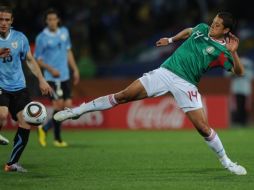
[5, 95, 229, 130]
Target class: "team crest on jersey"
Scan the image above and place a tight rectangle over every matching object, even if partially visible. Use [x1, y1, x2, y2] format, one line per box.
[11, 41, 18, 49]
[206, 46, 215, 54]
[60, 34, 67, 41]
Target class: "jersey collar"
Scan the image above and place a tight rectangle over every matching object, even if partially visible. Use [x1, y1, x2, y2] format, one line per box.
[43, 27, 60, 36]
[0, 29, 12, 41]
[209, 35, 226, 45]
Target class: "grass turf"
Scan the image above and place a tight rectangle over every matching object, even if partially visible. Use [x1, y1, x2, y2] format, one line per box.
[0, 128, 253, 190]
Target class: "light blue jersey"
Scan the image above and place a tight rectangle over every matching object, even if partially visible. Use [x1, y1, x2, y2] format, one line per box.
[0, 29, 30, 91]
[34, 27, 71, 82]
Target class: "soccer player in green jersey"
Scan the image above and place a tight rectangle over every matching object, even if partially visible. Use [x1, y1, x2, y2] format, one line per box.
[54, 12, 247, 175]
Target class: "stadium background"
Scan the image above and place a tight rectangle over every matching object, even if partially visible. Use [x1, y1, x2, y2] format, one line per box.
[2, 0, 254, 128]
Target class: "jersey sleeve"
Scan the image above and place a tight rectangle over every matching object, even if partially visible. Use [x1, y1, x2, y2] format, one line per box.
[34, 35, 44, 60]
[223, 54, 234, 71]
[20, 33, 30, 61]
[192, 23, 209, 34]
[63, 27, 72, 50]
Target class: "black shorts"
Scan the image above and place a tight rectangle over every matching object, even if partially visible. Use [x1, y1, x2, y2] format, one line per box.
[0, 88, 31, 121]
[48, 80, 72, 101]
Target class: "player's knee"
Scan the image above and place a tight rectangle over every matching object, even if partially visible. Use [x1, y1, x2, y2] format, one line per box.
[115, 90, 133, 104]
[195, 121, 211, 137]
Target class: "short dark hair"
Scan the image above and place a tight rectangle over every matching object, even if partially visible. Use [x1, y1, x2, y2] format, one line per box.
[217, 12, 236, 32]
[44, 8, 60, 20]
[0, 5, 13, 16]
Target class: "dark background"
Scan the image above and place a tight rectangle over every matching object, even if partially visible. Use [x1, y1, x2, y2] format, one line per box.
[1, 0, 253, 78]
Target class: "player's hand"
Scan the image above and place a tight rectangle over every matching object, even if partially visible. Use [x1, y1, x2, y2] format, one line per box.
[226, 32, 239, 53]
[156, 38, 170, 47]
[51, 69, 60, 78]
[73, 70, 80, 85]
[39, 78, 53, 95]
[0, 48, 11, 57]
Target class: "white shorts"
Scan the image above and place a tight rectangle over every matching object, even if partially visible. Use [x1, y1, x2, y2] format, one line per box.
[139, 67, 203, 112]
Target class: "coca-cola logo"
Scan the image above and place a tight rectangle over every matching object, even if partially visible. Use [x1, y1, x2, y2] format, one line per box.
[127, 98, 185, 129]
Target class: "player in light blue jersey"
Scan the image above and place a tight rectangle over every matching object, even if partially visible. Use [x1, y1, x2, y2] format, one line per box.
[34, 8, 79, 147]
[0, 6, 52, 172]
[0, 48, 10, 145]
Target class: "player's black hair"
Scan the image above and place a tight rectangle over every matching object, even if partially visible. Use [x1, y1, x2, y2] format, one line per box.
[43, 8, 62, 26]
[0, 5, 13, 16]
[44, 8, 60, 19]
[217, 12, 237, 33]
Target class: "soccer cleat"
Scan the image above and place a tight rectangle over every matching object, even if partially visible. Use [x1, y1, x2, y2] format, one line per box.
[0, 134, 9, 145]
[53, 107, 80, 122]
[4, 163, 27, 172]
[38, 125, 47, 147]
[225, 162, 247, 175]
[53, 140, 68, 147]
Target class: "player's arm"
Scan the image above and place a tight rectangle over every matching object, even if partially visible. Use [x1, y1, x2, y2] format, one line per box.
[37, 59, 60, 78]
[0, 48, 10, 57]
[156, 28, 192, 47]
[25, 50, 52, 95]
[231, 52, 244, 76]
[226, 33, 244, 76]
[34, 35, 60, 77]
[67, 49, 80, 85]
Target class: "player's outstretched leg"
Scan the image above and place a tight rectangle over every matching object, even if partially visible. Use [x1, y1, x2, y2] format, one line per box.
[54, 79, 148, 122]
[0, 134, 9, 145]
[54, 93, 118, 122]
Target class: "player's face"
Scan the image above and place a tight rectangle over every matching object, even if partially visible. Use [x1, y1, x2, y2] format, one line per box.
[0, 12, 13, 36]
[46, 13, 59, 31]
[208, 15, 229, 39]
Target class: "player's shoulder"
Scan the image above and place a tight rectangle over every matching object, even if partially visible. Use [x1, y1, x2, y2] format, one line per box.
[59, 26, 70, 33]
[11, 29, 28, 39]
[192, 23, 209, 34]
[36, 29, 47, 41]
[194, 23, 209, 30]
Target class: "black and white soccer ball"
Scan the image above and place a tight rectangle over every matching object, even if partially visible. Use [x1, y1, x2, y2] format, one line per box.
[23, 101, 47, 126]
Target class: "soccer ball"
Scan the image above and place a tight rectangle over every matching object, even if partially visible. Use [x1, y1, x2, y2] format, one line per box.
[23, 101, 47, 126]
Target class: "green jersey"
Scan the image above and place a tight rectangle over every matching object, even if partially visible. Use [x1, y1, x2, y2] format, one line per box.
[161, 23, 234, 86]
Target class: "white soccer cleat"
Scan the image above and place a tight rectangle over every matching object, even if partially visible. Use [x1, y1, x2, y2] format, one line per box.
[0, 134, 9, 145]
[4, 163, 27, 172]
[225, 162, 247, 175]
[53, 107, 80, 122]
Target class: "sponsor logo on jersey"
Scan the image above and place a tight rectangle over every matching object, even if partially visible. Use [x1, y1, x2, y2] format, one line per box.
[206, 46, 215, 54]
[11, 41, 18, 49]
[60, 34, 67, 41]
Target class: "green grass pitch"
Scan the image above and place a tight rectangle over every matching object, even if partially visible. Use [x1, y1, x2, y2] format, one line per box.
[0, 128, 253, 190]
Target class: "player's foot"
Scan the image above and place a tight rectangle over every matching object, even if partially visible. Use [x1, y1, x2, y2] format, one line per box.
[225, 162, 247, 175]
[38, 125, 47, 147]
[0, 134, 9, 145]
[53, 107, 80, 122]
[53, 140, 68, 147]
[4, 163, 27, 172]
